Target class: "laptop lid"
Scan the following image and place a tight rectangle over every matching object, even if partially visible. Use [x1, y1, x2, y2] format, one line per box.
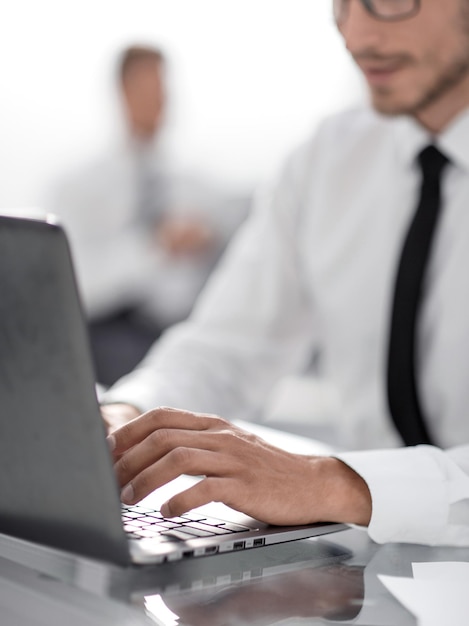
[0, 214, 345, 567]
[0, 214, 130, 565]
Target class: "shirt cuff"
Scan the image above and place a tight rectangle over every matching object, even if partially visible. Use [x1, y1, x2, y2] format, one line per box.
[335, 446, 466, 545]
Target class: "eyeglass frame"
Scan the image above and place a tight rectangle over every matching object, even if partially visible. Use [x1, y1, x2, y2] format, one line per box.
[333, 0, 421, 25]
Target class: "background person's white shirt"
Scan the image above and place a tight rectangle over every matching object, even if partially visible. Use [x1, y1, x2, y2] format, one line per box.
[104, 106, 469, 546]
[48, 138, 249, 326]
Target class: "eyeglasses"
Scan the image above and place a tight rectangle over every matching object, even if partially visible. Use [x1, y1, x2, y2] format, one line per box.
[333, 0, 420, 25]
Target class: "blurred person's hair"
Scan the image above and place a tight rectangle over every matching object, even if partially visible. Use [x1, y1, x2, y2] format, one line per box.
[118, 45, 165, 83]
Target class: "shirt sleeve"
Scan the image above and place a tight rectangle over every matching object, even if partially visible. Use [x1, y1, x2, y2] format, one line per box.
[336, 444, 469, 546]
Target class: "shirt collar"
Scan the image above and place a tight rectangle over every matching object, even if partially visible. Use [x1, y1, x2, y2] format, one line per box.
[437, 108, 469, 172]
[392, 107, 469, 173]
[392, 115, 432, 170]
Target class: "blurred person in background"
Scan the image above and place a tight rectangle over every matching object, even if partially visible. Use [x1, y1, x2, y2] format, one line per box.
[48, 44, 248, 387]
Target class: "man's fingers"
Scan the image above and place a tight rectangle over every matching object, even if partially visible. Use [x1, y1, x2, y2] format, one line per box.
[120, 448, 233, 504]
[161, 476, 229, 518]
[114, 428, 229, 488]
[108, 407, 225, 455]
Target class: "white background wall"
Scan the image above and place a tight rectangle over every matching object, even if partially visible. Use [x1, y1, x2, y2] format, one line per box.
[0, 0, 365, 208]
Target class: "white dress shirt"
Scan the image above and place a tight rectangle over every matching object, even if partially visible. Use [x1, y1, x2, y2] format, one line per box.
[47, 139, 248, 326]
[104, 106, 469, 546]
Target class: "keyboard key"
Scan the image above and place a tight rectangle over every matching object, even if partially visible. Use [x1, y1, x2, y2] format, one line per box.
[161, 529, 200, 542]
[140, 512, 164, 520]
[217, 522, 251, 532]
[126, 532, 144, 540]
[124, 524, 139, 532]
[183, 522, 233, 535]
[158, 521, 181, 529]
[134, 529, 160, 539]
[122, 511, 144, 519]
[181, 512, 207, 522]
[124, 520, 153, 529]
[195, 515, 236, 527]
[128, 506, 156, 514]
[143, 522, 175, 532]
[176, 526, 215, 538]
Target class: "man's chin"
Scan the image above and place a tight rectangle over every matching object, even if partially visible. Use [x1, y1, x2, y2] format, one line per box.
[369, 92, 415, 117]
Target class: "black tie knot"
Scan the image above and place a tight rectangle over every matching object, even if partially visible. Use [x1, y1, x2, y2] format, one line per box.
[417, 145, 449, 182]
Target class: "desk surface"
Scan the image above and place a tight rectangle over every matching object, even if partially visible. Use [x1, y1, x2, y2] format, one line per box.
[1, 526, 469, 625]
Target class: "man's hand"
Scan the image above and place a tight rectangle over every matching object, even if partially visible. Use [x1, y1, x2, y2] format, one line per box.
[108, 407, 372, 527]
[156, 215, 215, 257]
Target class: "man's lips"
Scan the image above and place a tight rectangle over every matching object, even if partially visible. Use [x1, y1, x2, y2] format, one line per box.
[362, 65, 400, 86]
[354, 56, 410, 86]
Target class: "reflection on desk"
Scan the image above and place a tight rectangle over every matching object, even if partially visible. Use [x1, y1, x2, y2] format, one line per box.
[124, 537, 358, 623]
[144, 562, 364, 625]
[1, 528, 469, 625]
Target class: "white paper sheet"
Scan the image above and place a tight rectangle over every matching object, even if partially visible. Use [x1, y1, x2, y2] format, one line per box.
[412, 561, 469, 581]
[379, 561, 469, 626]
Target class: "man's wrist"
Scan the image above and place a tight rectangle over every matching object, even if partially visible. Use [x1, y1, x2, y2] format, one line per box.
[320, 457, 372, 527]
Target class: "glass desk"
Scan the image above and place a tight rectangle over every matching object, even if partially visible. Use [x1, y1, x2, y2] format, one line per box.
[1, 526, 469, 625]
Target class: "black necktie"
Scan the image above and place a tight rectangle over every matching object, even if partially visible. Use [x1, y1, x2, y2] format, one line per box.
[387, 145, 449, 446]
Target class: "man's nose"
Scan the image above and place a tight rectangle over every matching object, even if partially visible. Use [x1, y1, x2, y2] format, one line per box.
[338, 0, 383, 53]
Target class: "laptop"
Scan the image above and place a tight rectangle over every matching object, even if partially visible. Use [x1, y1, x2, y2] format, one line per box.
[0, 214, 346, 566]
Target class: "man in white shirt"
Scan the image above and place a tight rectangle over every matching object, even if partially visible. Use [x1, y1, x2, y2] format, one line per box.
[102, 0, 469, 546]
[49, 45, 248, 386]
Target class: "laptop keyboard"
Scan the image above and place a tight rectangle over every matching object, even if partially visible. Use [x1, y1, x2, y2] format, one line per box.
[121, 504, 251, 542]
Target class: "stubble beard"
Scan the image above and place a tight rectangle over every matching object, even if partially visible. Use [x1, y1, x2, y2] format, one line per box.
[370, 51, 469, 117]
[368, 4, 469, 118]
